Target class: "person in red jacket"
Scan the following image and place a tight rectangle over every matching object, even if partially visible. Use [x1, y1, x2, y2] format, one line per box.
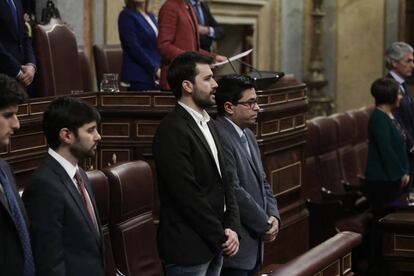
[157, 0, 226, 90]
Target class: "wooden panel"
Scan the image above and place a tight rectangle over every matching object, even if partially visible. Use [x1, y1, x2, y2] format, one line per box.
[321, 260, 340, 276]
[136, 121, 159, 138]
[394, 234, 414, 252]
[10, 132, 46, 153]
[271, 162, 301, 196]
[100, 149, 131, 168]
[101, 123, 130, 138]
[101, 95, 151, 107]
[342, 253, 352, 275]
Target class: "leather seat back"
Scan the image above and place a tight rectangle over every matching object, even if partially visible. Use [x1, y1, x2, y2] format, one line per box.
[104, 161, 163, 276]
[86, 170, 117, 276]
[33, 18, 83, 96]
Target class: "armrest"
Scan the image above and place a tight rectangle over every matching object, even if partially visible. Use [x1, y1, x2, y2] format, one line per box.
[268, 232, 362, 276]
[321, 187, 366, 215]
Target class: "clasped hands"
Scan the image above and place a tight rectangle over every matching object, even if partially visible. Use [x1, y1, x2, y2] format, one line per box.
[222, 228, 239, 257]
[18, 64, 36, 87]
[263, 216, 279, 243]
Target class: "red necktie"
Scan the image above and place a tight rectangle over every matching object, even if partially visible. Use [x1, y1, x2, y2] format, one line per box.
[74, 169, 98, 232]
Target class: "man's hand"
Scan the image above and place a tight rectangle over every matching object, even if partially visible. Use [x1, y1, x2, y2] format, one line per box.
[401, 174, 410, 188]
[214, 55, 227, 63]
[18, 64, 36, 86]
[263, 216, 279, 243]
[222, 228, 239, 257]
[198, 25, 210, 35]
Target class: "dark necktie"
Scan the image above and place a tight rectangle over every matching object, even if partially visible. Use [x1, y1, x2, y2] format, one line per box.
[0, 167, 35, 276]
[7, 0, 18, 28]
[402, 82, 412, 105]
[74, 169, 98, 233]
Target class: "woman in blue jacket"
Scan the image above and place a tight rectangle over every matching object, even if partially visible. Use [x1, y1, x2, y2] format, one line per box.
[118, 0, 161, 91]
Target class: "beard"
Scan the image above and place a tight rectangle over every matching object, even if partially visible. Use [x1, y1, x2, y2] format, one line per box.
[69, 140, 97, 160]
[192, 87, 215, 109]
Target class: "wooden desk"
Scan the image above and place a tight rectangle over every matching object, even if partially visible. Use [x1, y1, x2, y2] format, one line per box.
[1, 75, 309, 264]
[380, 212, 414, 275]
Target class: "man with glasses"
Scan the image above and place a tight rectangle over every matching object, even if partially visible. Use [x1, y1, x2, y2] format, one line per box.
[214, 75, 280, 275]
[386, 42, 414, 188]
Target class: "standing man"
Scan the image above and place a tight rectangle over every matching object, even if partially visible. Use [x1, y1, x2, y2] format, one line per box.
[190, 0, 224, 52]
[22, 96, 104, 276]
[157, 0, 226, 90]
[386, 42, 414, 187]
[0, 74, 35, 276]
[153, 52, 240, 275]
[0, 0, 36, 93]
[214, 75, 280, 275]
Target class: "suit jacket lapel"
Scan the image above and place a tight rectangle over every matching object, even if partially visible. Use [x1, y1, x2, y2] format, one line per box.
[176, 105, 220, 175]
[46, 156, 101, 245]
[245, 131, 263, 186]
[182, 0, 200, 48]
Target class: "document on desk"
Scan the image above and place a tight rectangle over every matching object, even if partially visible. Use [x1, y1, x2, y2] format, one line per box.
[212, 49, 253, 67]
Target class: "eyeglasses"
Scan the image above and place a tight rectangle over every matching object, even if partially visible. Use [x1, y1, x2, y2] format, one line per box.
[236, 99, 259, 109]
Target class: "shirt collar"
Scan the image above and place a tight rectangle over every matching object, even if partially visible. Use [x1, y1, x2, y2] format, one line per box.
[224, 116, 244, 138]
[189, 0, 199, 6]
[178, 101, 211, 125]
[48, 148, 78, 180]
[390, 70, 405, 85]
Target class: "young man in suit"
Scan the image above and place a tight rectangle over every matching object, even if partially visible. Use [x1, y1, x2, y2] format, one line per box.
[386, 42, 414, 187]
[22, 96, 104, 276]
[0, 74, 35, 276]
[214, 75, 280, 276]
[0, 0, 36, 92]
[157, 0, 226, 90]
[153, 52, 240, 276]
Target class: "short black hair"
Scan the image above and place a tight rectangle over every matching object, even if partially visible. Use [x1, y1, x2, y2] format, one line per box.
[0, 74, 27, 109]
[215, 74, 256, 115]
[43, 96, 101, 149]
[167, 52, 213, 99]
[370, 77, 400, 106]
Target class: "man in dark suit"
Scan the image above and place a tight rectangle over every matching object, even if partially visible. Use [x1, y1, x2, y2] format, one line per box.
[386, 42, 414, 187]
[0, 74, 35, 276]
[214, 75, 280, 276]
[157, 0, 226, 90]
[22, 96, 104, 276]
[189, 0, 224, 52]
[0, 0, 36, 92]
[153, 52, 240, 275]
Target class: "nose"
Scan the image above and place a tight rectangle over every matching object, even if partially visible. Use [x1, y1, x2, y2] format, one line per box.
[11, 114, 20, 130]
[253, 102, 260, 111]
[95, 130, 102, 142]
[212, 78, 218, 88]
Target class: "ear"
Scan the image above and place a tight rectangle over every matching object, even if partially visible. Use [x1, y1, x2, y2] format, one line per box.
[182, 80, 193, 95]
[224, 101, 235, 115]
[59, 128, 74, 145]
[391, 59, 398, 69]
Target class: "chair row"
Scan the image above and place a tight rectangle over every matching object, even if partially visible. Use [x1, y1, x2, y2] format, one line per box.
[303, 106, 374, 247]
[32, 18, 124, 97]
[86, 161, 163, 276]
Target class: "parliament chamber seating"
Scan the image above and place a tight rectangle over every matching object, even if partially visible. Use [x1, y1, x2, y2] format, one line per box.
[78, 47, 94, 92]
[32, 18, 85, 96]
[103, 161, 163, 276]
[86, 170, 117, 276]
[92, 44, 125, 91]
[263, 231, 362, 276]
[303, 108, 373, 247]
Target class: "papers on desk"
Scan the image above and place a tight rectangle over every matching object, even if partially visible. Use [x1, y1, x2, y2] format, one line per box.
[211, 49, 253, 67]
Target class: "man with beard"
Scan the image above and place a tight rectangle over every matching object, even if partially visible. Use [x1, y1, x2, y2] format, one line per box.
[153, 52, 241, 276]
[22, 96, 104, 276]
[214, 75, 279, 276]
